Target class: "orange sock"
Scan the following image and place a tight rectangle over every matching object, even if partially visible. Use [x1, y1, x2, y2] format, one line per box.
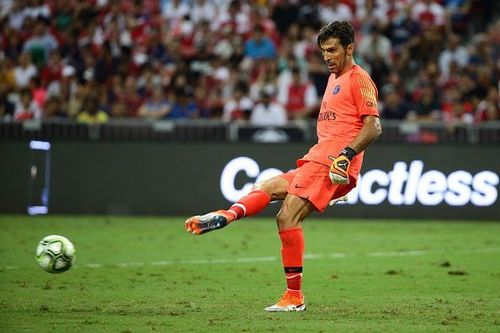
[227, 190, 270, 220]
[279, 227, 304, 292]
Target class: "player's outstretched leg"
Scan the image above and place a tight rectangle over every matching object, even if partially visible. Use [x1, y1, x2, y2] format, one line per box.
[185, 189, 271, 235]
[185, 210, 236, 235]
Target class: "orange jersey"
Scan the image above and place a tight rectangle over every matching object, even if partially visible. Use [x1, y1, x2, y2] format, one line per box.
[298, 65, 379, 175]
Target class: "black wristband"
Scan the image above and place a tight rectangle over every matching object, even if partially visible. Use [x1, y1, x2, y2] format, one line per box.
[340, 147, 357, 160]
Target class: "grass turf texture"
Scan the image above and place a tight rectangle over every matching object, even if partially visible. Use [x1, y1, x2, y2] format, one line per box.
[0, 216, 499, 333]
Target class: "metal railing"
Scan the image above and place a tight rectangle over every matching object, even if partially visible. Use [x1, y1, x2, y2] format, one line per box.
[1, 118, 500, 144]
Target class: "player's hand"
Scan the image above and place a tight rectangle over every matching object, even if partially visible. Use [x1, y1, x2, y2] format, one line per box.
[328, 147, 357, 185]
[329, 155, 350, 184]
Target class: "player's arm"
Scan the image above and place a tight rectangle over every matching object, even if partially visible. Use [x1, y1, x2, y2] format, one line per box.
[329, 72, 382, 184]
[329, 116, 382, 184]
[347, 115, 382, 153]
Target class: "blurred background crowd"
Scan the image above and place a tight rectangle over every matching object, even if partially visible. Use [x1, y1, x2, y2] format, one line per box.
[0, 0, 499, 127]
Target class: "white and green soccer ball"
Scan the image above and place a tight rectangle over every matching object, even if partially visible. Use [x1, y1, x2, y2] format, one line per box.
[36, 235, 75, 273]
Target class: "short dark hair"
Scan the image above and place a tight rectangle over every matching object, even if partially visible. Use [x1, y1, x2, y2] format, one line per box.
[317, 21, 355, 48]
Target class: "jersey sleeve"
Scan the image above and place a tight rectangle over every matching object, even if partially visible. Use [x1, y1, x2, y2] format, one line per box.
[350, 71, 380, 118]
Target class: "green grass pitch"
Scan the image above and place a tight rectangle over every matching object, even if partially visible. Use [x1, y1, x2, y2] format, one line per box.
[0, 215, 499, 332]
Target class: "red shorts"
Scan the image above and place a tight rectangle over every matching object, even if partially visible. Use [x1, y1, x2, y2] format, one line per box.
[280, 161, 357, 213]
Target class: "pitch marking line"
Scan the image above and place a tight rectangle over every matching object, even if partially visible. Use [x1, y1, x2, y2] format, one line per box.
[5, 248, 499, 271]
[79, 247, 500, 269]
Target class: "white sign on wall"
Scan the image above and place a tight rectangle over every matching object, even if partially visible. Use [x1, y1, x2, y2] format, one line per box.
[220, 157, 499, 207]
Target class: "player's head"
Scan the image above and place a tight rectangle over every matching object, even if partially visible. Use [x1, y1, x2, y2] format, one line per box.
[317, 21, 355, 75]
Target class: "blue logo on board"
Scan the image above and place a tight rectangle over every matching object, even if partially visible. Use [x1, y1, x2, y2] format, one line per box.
[333, 85, 340, 95]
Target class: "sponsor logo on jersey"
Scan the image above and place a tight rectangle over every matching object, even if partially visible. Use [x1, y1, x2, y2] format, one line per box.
[318, 111, 337, 121]
[333, 85, 341, 95]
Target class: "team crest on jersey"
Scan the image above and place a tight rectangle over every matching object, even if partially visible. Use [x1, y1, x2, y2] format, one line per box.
[333, 85, 341, 95]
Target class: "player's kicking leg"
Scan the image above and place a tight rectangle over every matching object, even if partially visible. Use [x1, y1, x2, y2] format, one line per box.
[185, 210, 236, 235]
[184, 191, 268, 235]
[185, 176, 289, 235]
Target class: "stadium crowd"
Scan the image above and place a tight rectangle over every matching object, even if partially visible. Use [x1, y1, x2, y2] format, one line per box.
[0, 0, 499, 127]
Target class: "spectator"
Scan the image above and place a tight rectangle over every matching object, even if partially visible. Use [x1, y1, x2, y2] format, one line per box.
[77, 94, 109, 124]
[14, 89, 41, 121]
[250, 90, 287, 127]
[444, 0, 471, 34]
[7, 1, 28, 30]
[0, 0, 497, 127]
[475, 86, 499, 122]
[438, 33, 469, 76]
[93, 43, 118, 85]
[209, 57, 231, 87]
[0, 57, 16, 91]
[467, 0, 497, 34]
[212, 28, 237, 61]
[40, 50, 64, 96]
[0, 86, 15, 118]
[24, 0, 51, 21]
[319, 0, 353, 25]
[355, 0, 389, 34]
[53, 4, 74, 33]
[222, 81, 253, 122]
[357, 24, 393, 88]
[292, 25, 316, 63]
[13, 52, 37, 89]
[212, 0, 251, 36]
[161, 0, 190, 26]
[441, 87, 474, 124]
[43, 95, 67, 118]
[249, 61, 279, 101]
[244, 24, 277, 61]
[442, 98, 475, 130]
[168, 88, 198, 119]
[22, 18, 58, 66]
[29, 76, 47, 110]
[470, 67, 494, 102]
[121, 75, 144, 117]
[138, 86, 171, 119]
[468, 34, 496, 77]
[455, 72, 477, 106]
[249, 6, 279, 45]
[408, 26, 443, 71]
[271, 1, 299, 35]
[296, 0, 321, 27]
[194, 84, 224, 118]
[380, 84, 412, 120]
[387, 4, 421, 54]
[411, 83, 442, 122]
[411, 0, 446, 29]
[2, 19, 25, 60]
[278, 67, 318, 121]
[66, 81, 85, 118]
[306, 51, 329, 101]
[191, 0, 217, 25]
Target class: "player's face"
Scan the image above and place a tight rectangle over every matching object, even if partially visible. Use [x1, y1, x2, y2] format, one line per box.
[320, 38, 353, 75]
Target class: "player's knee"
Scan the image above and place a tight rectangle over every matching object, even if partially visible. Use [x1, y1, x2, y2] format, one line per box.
[276, 210, 287, 230]
[275, 209, 300, 231]
[253, 177, 287, 201]
[276, 210, 287, 229]
[252, 182, 272, 195]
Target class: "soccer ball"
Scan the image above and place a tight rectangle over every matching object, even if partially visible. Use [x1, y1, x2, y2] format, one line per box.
[36, 235, 76, 273]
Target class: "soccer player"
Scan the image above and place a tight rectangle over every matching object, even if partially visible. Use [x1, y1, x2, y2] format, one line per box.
[185, 21, 382, 312]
